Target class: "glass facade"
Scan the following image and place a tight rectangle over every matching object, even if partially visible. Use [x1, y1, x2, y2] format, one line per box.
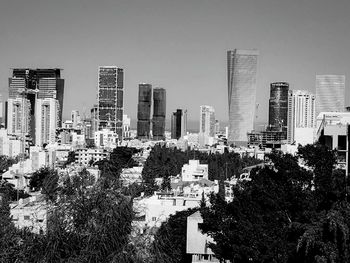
[227, 49, 258, 145]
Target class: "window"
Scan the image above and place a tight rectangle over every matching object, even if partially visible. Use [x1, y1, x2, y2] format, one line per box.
[24, 215, 30, 220]
[152, 217, 157, 221]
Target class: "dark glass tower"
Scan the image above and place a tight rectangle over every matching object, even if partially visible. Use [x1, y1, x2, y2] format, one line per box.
[137, 84, 152, 139]
[268, 82, 289, 136]
[98, 66, 124, 140]
[152, 88, 166, 140]
[9, 68, 64, 143]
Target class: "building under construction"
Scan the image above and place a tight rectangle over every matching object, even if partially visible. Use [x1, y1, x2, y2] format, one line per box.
[8, 68, 64, 144]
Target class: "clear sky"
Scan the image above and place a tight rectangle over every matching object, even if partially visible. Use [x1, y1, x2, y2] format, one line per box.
[0, 0, 349, 126]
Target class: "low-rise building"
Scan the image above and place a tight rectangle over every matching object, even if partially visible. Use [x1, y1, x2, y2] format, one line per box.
[75, 148, 108, 166]
[186, 211, 219, 262]
[182, 160, 208, 182]
[10, 194, 48, 234]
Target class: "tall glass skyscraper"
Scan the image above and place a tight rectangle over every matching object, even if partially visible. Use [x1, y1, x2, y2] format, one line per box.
[98, 66, 124, 140]
[316, 75, 345, 116]
[227, 49, 259, 145]
[152, 88, 166, 140]
[137, 83, 152, 139]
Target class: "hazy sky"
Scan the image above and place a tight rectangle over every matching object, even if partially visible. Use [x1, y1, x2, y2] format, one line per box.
[0, 0, 349, 125]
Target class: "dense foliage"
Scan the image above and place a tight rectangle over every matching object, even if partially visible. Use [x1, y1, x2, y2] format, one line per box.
[200, 143, 350, 263]
[142, 145, 261, 195]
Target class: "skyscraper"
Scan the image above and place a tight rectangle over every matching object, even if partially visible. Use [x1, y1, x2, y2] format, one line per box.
[227, 49, 258, 145]
[35, 98, 59, 146]
[287, 90, 316, 144]
[268, 82, 289, 136]
[98, 66, 124, 140]
[137, 84, 152, 139]
[152, 88, 166, 140]
[171, 109, 187, 139]
[7, 98, 31, 137]
[8, 68, 64, 143]
[200, 105, 215, 137]
[316, 75, 345, 115]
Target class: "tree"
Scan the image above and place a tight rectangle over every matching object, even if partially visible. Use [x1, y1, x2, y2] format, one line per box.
[0, 155, 17, 175]
[29, 167, 59, 201]
[43, 171, 134, 262]
[152, 208, 199, 263]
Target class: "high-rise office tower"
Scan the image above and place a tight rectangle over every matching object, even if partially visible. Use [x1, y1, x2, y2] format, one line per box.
[268, 82, 289, 136]
[98, 66, 124, 140]
[152, 88, 166, 140]
[35, 98, 59, 146]
[7, 98, 31, 136]
[287, 90, 316, 144]
[316, 75, 345, 116]
[137, 84, 152, 139]
[171, 109, 187, 139]
[200, 105, 215, 137]
[8, 68, 64, 142]
[227, 49, 259, 145]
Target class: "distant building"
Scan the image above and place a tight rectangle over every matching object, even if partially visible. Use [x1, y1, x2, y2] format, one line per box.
[0, 129, 22, 157]
[171, 109, 187, 139]
[152, 88, 166, 140]
[137, 84, 152, 139]
[9, 68, 64, 143]
[287, 90, 316, 144]
[10, 195, 47, 234]
[182, 160, 209, 182]
[316, 75, 345, 116]
[316, 112, 350, 171]
[35, 98, 59, 146]
[199, 105, 215, 146]
[75, 148, 108, 166]
[123, 114, 131, 139]
[98, 66, 124, 139]
[186, 211, 219, 262]
[90, 104, 98, 136]
[94, 129, 118, 149]
[7, 97, 31, 137]
[268, 82, 289, 138]
[71, 110, 80, 129]
[227, 49, 258, 145]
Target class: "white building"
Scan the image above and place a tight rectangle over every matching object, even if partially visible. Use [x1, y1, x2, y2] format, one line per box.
[315, 112, 350, 170]
[10, 194, 47, 234]
[182, 160, 208, 182]
[134, 192, 201, 229]
[123, 114, 131, 139]
[0, 129, 22, 157]
[186, 211, 219, 263]
[35, 98, 59, 146]
[199, 106, 215, 146]
[71, 110, 80, 129]
[7, 97, 31, 137]
[287, 90, 316, 145]
[94, 129, 118, 149]
[75, 148, 108, 166]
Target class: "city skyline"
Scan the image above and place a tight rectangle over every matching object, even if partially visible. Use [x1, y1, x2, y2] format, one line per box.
[0, 0, 349, 124]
